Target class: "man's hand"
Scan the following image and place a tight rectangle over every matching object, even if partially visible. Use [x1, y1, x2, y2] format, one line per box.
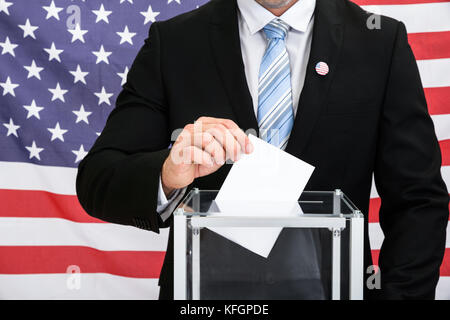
[161, 117, 254, 197]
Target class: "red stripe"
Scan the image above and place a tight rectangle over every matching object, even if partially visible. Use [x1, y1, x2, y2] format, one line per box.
[0, 246, 447, 278]
[0, 246, 165, 278]
[3, 188, 447, 226]
[0, 189, 104, 223]
[425, 87, 450, 115]
[372, 250, 379, 265]
[371, 248, 450, 276]
[440, 140, 450, 166]
[409, 31, 450, 60]
[441, 249, 450, 276]
[352, 0, 450, 5]
[369, 198, 381, 223]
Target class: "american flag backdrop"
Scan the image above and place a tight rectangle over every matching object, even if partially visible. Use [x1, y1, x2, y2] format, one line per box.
[0, 0, 448, 299]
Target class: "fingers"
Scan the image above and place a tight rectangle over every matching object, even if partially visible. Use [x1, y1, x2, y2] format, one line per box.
[197, 117, 252, 154]
[184, 145, 214, 167]
[173, 124, 194, 149]
[203, 124, 241, 161]
[192, 132, 226, 165]
[170, 118, 253, 166]
[229, 126, 253, 154]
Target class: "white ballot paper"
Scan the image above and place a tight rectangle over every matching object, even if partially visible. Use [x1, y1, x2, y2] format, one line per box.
[209, 134, 315, 258]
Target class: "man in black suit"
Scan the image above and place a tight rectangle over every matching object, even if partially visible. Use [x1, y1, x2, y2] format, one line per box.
[76, 0, 449, 299]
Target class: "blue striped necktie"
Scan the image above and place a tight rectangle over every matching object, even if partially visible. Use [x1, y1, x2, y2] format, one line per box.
[257, 19, 294, 150]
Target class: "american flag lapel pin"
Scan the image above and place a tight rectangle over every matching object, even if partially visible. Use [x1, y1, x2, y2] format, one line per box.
[315, 61, 329, 76]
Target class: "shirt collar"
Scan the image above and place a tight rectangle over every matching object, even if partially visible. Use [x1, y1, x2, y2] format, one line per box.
[237, 0, 316, 35]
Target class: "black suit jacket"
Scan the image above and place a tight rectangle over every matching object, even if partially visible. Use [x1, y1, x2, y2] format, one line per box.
[76, 0, 449, 299]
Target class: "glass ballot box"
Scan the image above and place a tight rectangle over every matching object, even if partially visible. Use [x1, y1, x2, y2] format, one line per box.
[173, 189, 364, 300]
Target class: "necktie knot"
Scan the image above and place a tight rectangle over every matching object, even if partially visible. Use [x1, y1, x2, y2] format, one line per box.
[263, 19, 290, 41]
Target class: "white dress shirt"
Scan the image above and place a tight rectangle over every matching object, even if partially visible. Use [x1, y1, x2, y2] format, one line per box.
[157, 0, 316, 219]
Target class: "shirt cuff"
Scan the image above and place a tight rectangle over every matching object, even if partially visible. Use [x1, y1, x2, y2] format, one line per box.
[157, 175, 187, 221]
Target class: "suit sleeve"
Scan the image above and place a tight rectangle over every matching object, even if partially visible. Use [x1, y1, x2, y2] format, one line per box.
[76, 22, 173, 233]
[374, 21, 449, 299]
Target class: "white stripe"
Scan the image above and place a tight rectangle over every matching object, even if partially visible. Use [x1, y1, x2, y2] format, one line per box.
[0, 274, 159, 300]
[434, 163, 449, 192]
[1, 147, 448, 202]
[268, 20, 289, 36]
[279, 135, 290, 150]
[259, 58, 290, 94]
[0, 271, 447, 300]
[432, 113, 450, 141]
[369, 220, 449, 300]
[369, 222, 449, 250]
[370, 222, 449, 250]
[259, 90, 291, 127]
[259, 57, 289, 93]
[417, 58, 450, 89]
[436, 277, 450, 300]
[362, 2, 450, 33]
[0, 161, 77, 195]
[262, 102, 292, 133]
[371, 165, 450, 200]
[259, 50, 288, 84]
[270, 20, 289, 34]
[0, 217, 169, 251]
[370, 175, 379, 199]
[369, 222, 384, 250]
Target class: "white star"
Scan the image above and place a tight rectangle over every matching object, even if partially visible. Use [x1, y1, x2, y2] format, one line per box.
[94, 87, 113, 106]
[3, 118, 20, 137]
[0, 0, 13, 15]
[140, 5, 160, 25]
[18, 19, 39, 39]
[24, 60, 44, 80]
[0, 36, 18, 57]
[23, 100, 44, 119]
[168, 0, 181, 4]
[0, 76, 19, 96]
[48, 82, 68, 102]
[117, 66, 129, 86]
[73, 105, 92, 124]
[72, 145, 88, 163]
[120, 0, 133, 4]
[68, 24, 88, 43]
[92, 45, 112, 64]
[117, 25, 136, 45]
[44, 42, 64, 62]
[26, 141, 44, 160]
[69, 64, 89, 84]
[43, 0, 63, 20]
[48, 122, 68, 142]
[92, 4, 112, 24]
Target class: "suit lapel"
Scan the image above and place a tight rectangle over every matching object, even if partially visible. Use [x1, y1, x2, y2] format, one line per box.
[285, 0, 344, 157]
[209, 0, 259, 133]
